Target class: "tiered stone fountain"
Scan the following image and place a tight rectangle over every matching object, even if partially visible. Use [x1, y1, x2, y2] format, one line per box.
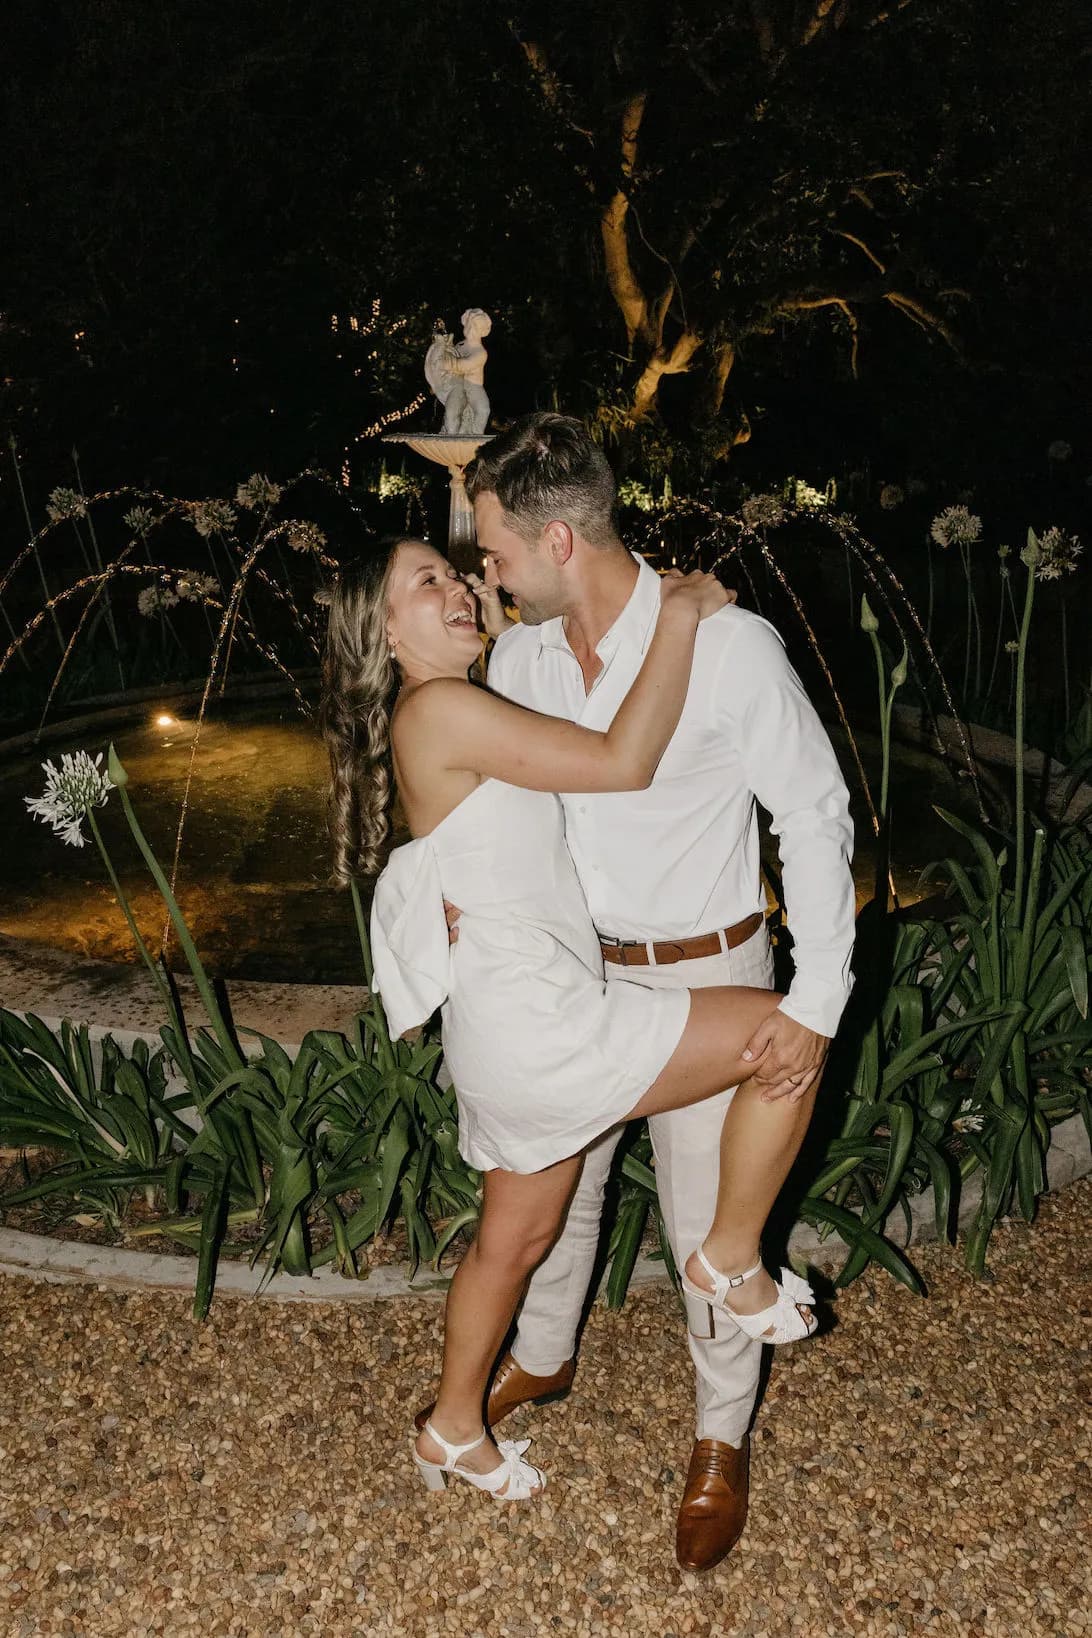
[382, 308, 494, 574]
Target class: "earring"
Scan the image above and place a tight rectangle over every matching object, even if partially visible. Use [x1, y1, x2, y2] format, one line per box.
[389, 642, 397, 660]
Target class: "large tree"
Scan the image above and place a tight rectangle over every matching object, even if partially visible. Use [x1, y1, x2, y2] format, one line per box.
[2, 0, 1086, 491]
[505, 0, 1081, 448]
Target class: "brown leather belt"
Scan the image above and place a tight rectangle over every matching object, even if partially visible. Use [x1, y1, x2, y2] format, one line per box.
[600, 911, 764, 967]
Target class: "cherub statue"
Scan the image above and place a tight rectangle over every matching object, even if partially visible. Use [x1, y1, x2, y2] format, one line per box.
[425, 308, 493, 436]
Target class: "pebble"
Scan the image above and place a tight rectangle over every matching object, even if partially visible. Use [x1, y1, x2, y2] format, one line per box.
[0, 1180, 1089, 1635]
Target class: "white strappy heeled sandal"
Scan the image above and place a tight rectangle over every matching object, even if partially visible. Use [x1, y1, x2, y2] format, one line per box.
[682, 1248, 818, 1345]
[412, 1418, 546, 1500]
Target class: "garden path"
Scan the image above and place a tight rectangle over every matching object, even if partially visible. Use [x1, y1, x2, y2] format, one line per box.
[1, 1180, 1088, 1638]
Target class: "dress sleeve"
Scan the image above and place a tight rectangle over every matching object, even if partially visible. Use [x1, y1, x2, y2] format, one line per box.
[369, 841, 452, 1039]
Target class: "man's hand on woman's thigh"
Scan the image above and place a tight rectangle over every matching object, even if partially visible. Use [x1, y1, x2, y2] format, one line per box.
[741, 1008, 829, 1103]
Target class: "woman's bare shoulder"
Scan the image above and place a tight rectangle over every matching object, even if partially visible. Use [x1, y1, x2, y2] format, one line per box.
[391, 676, 484, 753]
[394, 676, 477, 724]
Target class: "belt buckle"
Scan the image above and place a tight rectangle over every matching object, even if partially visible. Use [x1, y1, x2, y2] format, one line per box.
[598, 933, 623, 947]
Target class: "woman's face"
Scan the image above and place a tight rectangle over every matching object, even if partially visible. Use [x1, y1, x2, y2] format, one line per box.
[385, 541, 481, 679]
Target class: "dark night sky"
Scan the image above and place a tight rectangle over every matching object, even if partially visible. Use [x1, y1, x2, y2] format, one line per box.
[1, 0, 1089, 522]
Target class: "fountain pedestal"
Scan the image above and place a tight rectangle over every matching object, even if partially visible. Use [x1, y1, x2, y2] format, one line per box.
[382, 433, 493, 575]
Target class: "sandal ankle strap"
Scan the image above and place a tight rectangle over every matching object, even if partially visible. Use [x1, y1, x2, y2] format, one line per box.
[696, 1247, 764, 1291]
[423, 1418, 487, 1464]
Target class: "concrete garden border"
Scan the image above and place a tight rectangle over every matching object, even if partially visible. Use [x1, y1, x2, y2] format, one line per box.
[1, 1114, 1087, 1304]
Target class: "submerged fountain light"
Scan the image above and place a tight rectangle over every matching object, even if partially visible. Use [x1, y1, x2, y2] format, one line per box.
[155, 712, 176, 728]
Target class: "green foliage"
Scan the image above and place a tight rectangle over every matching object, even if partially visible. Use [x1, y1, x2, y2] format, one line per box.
[4, 537, 1090, 1312]
[0, 1001, 471, 1319]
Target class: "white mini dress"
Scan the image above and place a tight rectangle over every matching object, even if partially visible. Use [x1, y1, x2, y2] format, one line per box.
[370, 778, 691, 1174]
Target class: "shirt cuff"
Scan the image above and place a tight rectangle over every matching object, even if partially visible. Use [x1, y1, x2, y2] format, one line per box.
[776, 971, 854, 1040]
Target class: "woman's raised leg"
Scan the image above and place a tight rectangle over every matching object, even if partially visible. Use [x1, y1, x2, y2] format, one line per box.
[416, 1153, 583, 1486]
[627, 987, 820, 1335]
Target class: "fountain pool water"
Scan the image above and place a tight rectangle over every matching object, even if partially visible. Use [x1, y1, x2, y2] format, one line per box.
[1, 697, 981, 986]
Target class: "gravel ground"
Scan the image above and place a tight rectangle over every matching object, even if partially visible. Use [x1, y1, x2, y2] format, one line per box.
[1, 1181, 1089, 1638]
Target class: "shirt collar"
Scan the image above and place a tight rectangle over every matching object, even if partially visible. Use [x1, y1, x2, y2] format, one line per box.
[537, 552, 662, 659]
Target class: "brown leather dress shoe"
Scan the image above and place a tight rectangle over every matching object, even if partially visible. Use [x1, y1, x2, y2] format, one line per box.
[675, 1436, 750, 1572]
[413, 1351, 575, 1434]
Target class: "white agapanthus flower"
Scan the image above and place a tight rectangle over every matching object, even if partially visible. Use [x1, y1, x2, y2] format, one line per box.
[190, 498, 237, 537]
[879, 484, 905, 510]
[930, 505, 982, 549]
[175, 571, 219, 602]
[1047, 440, 1072, 462]
[46, 486, 87, 523]
[25, 751, 114, 849]
[1034, 526, 1083, 581]
[235, 474, 283, 510]
[286, 520, 327, 554]
[137, 582, 180, 617]
[952, 1099, 984, 1135]
[741, 493, 787, 529]
[123, 505, 156, 535]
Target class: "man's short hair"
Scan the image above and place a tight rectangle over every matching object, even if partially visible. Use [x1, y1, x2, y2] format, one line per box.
[465, 413, 620, 547]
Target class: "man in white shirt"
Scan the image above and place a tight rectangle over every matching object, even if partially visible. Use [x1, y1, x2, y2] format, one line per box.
[452, 413, 855, 1569]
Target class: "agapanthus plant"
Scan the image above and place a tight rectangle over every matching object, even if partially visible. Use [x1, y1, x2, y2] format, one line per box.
[190, 498, 237, 538]
[175, 571, 219, 602]
[137, 582, 180, 617]
[285, 520, 327, 555]
[1034, 526, 1082, 581]
[931, 505, 985, 702]
[24, 750, 114, 848]
[235, 474, 283, 510]
[45, 486, 88, 524]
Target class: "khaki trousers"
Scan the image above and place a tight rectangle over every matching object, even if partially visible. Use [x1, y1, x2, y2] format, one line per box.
[510, 922, 775, 1447]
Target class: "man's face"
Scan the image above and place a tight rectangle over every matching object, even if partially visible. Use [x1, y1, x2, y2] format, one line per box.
[473, 491, 566, 626]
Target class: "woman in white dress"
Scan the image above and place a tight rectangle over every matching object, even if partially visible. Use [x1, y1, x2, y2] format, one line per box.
[321, 537, 821, 1502]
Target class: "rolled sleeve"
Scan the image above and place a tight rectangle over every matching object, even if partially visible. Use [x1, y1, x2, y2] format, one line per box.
[720, 622, 856, 1038]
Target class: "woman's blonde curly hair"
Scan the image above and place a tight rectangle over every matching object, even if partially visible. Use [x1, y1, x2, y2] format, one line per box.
[319, 537, 412, 883]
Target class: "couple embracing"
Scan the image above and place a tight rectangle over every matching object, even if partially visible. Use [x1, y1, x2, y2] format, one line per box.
[320, 413, 855, 1571]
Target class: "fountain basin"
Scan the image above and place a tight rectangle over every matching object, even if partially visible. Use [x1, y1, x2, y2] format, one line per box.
[0, 687, 1005, 1000]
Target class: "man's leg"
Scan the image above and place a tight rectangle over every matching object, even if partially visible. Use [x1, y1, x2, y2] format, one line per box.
[509, 1123, 625, 1374]
[609, 929, 775, 1444]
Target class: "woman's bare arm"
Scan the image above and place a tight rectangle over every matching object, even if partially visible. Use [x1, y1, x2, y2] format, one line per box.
[395, 572, 727, 795]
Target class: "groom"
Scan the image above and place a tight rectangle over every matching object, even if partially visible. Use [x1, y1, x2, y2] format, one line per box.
[440, 413, 854, 1569]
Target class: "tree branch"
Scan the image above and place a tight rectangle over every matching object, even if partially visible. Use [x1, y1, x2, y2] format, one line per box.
[884, 290, 964, 356]
[802, 1, 841, 48]
[835, 229, 887, 273]
[600, 91, 651, 350]
[632, 328, 703, 419]
[706, 337, 738, 417]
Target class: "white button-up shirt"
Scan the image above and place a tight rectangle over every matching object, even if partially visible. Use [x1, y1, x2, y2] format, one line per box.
[486, 554, 856, 1038]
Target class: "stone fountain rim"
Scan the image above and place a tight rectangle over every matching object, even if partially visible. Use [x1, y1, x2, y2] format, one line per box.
[2, 677, 1078, 785]
[0, 667, 319, 762]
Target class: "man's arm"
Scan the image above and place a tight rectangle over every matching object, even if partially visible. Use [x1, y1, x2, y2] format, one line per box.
[720, 619, 856, 1101]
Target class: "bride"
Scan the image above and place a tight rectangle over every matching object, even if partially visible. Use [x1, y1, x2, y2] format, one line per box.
[320, 536, 820, 1502]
